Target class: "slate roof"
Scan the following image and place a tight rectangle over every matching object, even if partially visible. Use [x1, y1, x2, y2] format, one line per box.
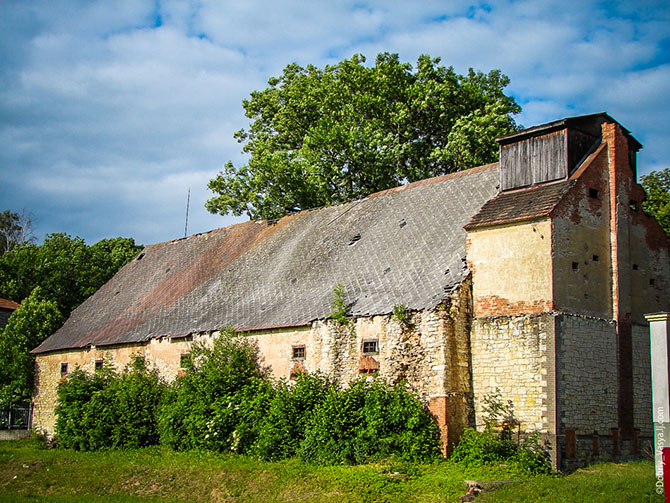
[465, 180, 574, 230]
[33, 163, 500, 354]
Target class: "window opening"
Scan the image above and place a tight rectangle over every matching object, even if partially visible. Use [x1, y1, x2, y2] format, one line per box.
[589, 188, 599, 199]
[572, 262, 579, 271]
[362, 339, 379, 355]
[60, 362, 69, 376]
[630, 200, 638, 211]
[292, 345, 306, 360]
[94, 360, 103, 372]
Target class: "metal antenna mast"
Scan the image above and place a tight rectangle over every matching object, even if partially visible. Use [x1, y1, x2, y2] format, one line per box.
[184, 187, 190, 238]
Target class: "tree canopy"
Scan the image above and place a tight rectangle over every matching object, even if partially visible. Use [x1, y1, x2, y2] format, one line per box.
[0, 231, 142, 405]
[206, 53, 521, 220]
[641, 168, 670, 236]
[0, 234, 142, 316]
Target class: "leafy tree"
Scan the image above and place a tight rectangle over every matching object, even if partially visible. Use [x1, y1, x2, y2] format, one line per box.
[0, 234, 141, 406]
[207, 53, 520, 220]
[0, 209, 35, 255]
[0, 287, 65, 405]
[641, 168, 670, 236]
[0, 233, 142, 315]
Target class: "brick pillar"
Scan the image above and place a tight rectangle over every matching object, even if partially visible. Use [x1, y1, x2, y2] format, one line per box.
[429, 396, 449, 456]
[603, 121, 635, 438]
[428, 395, 470, 457]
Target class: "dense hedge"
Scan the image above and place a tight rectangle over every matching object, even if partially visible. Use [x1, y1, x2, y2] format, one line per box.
[55, 329, 441, 464]
[55, 356, 165, 450]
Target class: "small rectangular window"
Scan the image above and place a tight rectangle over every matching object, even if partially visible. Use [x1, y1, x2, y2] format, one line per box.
[592, 255, 599, 262]
[650, 278, 656, 286]
[633, 264, 639, 271]
[589, 188, 599, 199]
[94, 360, 103, 372]
[180, 353, 191, 368]
[630, 200, 638, 211]
[572, 262, 579, 271]
[362, 340, 379, 355]
[292, 345, 306, 360]
[60, 362, 68, 376]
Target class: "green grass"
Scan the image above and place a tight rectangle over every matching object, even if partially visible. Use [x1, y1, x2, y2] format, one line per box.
[477, 461, 663, 503]
[0, 437, 663, 502]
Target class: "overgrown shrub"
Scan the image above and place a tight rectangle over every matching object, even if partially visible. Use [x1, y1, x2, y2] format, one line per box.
[55, 356, 165, 450]
[54, 367, 110, 450]
[156, 327, 269, 452]
[253, 371, 334, 460]
[55, 328, 443, 466]
[298, 378, 441, 465]
[451, 390, 551, 474]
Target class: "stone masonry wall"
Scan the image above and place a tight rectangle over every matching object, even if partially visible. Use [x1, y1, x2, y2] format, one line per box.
[33, 283, 473, 446]
[471, 313, 554, 432]
[557, 314, 618, 433]
[632, 322, 653, 438]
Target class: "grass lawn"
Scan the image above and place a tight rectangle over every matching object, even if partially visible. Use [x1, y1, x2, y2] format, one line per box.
[0, 437, 663, 502]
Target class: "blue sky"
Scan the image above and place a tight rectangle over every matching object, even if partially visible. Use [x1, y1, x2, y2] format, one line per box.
[1, 0, 669, 246]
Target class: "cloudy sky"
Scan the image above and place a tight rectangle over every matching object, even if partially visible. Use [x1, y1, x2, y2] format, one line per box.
[1, 1, 669, 246]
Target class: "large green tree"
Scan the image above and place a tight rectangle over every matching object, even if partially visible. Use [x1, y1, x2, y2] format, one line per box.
[0, 234, 141, 316]
[0, 234, 142, 405]
[0, 288, 64, 405]
[207, 53, 521, 220]
[641, 168, 670, 236]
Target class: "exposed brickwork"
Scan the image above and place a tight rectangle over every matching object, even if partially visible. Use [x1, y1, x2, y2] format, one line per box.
[474, 296, 553, 318]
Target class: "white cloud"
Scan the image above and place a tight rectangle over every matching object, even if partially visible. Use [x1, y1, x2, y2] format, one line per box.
[1, 0, 668, 244]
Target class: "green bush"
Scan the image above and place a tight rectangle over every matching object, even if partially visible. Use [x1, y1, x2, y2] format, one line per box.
[55, 328, 443, 466]
[55, 356, 165, 450]
[253, 371, 333, 460]
[54, 367, 110, 450]
[156, 327, 269, 452]
[451, 390, 551, 474]
[298, 378, 441, 465]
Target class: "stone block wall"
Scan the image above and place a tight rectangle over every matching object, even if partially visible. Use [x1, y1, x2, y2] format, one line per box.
[556, 314, 618, 434]
[632, 323, 653, 438]
[471, 313, 554, 432]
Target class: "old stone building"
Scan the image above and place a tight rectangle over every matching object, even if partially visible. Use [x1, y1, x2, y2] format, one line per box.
[31, 113, 669, 469]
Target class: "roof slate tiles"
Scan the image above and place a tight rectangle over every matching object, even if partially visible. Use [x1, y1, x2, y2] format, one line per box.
[465, 180, 574, 230]
[34, 164, 500, 354]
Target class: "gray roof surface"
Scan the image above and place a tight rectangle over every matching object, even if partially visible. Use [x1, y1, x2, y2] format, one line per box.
[34, 163, 499, 353]
[466, 180, 574, 230]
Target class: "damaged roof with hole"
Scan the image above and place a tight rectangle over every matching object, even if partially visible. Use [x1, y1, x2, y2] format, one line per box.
[33, 163, 500, 354]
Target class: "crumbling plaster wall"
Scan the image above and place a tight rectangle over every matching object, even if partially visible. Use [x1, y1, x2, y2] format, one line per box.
[467, 219, 553, 318]
[33, 282, 473, 446]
